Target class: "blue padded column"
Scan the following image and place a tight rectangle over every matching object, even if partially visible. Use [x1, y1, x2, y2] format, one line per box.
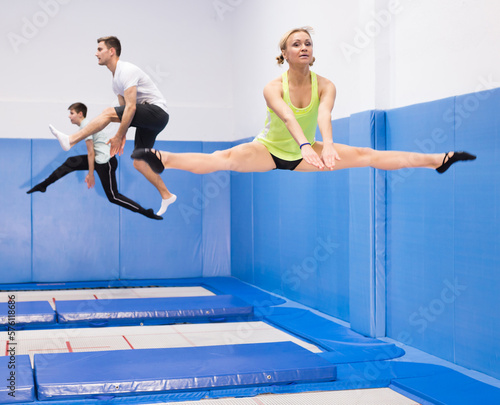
[32, 140, 119, 282]
[0, 139, 32, 283]
[348, 110, 386, 337]
[201, 142, 231, 277]
[453, 88, 500, 379]
[120, 140, 203, 279]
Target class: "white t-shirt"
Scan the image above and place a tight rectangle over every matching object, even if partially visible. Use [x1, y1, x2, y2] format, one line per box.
[112, 60, 168, 112]
[83, 119, 111, 165]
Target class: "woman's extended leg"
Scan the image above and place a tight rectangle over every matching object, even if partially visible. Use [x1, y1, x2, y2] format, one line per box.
[295, 142, 475, 172]
[133, 141, 276, 174]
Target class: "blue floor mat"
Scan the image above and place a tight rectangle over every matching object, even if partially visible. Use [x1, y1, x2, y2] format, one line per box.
[34, 342, 337, 401]
[55, 295, 253, 325]
[0, 301, 55, 329]
[0, 355, 34, 403]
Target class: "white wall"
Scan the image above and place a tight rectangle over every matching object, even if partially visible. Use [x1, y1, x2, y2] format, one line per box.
[229, 0, 500, 141]
[0, 0, 235, 141]
[388, 0, 500, 109]
[1, 0, 499, 142]
[228, 0, 368, 141]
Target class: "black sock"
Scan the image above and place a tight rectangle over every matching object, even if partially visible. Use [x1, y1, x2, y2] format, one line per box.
[141, 208, 163, 220]
[27, 183, 47, 194]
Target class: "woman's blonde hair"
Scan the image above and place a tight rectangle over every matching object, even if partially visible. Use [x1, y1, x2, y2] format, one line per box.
[276, 26, 315, 66]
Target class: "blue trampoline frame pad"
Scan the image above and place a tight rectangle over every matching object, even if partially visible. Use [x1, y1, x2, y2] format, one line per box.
[0, 301, 55, 329]
[34, 342, 337, 400]
[55, 295, 253, 326]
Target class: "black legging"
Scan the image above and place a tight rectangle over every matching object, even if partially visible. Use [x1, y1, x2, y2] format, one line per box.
[35, 155, 154, 217]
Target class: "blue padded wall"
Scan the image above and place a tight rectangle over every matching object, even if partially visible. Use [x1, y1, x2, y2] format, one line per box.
[230, 139, 254, 285]
[252, 169, 284, 295]
[230, 91, 500, 380]
[31, 140, 119, 282]
[0, 139, 32, 283]
[452, 89, 500, 379]
[119, 140, 203, 279]
[1, 138, 230, 283]
[385, 90, 500, 380]
[201, 142, 231, 277]
[3, 86, 500, 383]
[230, 120, 351, 322]
[385, 97, 456, 361]
[314, 118, 350, 321]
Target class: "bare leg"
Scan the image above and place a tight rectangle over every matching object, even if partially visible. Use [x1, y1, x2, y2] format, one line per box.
[70, 108, 120, 146]
[155, 141, 276, 174]
[133, 159, 178, 215]
[133, 159, 173, 199]
[295, 142, 448, 172]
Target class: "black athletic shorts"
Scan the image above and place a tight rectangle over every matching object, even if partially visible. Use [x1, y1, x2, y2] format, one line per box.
[271, 153, 303, 171]
[115, 103, 169, 149]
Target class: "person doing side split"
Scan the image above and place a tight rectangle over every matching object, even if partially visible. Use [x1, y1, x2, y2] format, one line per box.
[48, 36, 176, 216]
[131, 27, 476, 179]
[29, 103, 163, 220]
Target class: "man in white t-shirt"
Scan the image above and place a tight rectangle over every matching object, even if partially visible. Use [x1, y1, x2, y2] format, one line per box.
[29, 103, 163, 220]
[48, 36, 176, 216]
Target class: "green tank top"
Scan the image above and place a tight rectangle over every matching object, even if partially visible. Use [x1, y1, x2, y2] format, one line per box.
[256, 71, 319, 161]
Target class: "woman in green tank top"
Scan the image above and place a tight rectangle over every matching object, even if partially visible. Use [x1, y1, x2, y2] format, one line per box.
[132, 27, 475, 177]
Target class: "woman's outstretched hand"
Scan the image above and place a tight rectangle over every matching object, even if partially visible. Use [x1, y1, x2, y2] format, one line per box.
[301, 144, 325, 170]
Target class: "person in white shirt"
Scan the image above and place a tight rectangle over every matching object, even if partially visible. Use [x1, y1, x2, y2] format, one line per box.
[29, 103, 163, 220]
[48, 36, 176, 216]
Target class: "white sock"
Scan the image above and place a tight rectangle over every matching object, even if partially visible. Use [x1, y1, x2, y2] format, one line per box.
[49, 124, 71, 151]
[157, 194, 177, 216]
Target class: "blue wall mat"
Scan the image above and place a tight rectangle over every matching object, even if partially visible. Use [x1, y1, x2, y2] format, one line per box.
[31, 140, 119, 282]
[385, 97, 456, 361]
[348, 110, 386, 337]
[230, 172, 254, 283]
[201, 142, 231, 277]
[314, 118, 350, 322]
[230, 138, 255, 284]
[453, 88, 500, 379]
[252, 169, 283, 293]
[0, 139, 31, 283]
[235, 119, 352, 322]
[119, 140, 203, 279]
[278, 169, 319, 308]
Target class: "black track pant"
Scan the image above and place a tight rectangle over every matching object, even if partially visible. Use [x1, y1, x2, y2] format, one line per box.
[35, 155, 153, 217]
